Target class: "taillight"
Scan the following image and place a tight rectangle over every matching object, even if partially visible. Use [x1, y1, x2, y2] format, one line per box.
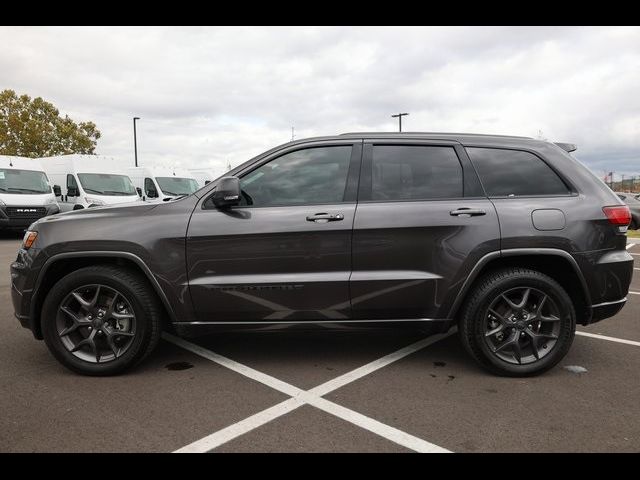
[603, 205, 631, 226]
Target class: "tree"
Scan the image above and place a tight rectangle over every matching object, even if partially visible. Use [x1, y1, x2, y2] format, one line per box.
[0, 89, 101, 157]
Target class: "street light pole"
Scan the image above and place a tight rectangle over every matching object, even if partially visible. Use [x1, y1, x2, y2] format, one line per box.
[391, 112, 409, 132]
[133, 117, 140, 167]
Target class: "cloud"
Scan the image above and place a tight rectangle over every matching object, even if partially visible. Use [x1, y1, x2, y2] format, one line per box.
[1, 26, 639, 177]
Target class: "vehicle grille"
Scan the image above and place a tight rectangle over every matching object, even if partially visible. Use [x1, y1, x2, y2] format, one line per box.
[5, 207, 47, 219]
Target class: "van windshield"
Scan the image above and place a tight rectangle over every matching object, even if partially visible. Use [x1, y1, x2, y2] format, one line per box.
[156, 177, 199, 196]
[0, 169, 50, 194]
[77, 173, 137, 196]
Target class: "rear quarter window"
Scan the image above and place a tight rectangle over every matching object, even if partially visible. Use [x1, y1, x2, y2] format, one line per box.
[466, 147, 571, 197]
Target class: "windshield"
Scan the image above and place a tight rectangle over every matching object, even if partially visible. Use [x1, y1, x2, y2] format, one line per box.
[77, 173, 137, 196]
[156, 177, 199, 196]
[0, 168, 50, 194]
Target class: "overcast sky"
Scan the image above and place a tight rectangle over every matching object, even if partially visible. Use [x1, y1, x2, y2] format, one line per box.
[1, 26, 639, 177]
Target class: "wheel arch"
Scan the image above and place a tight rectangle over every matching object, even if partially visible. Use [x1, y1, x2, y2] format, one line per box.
[449, 249, 592, 325]
[31, 251, 177, 339]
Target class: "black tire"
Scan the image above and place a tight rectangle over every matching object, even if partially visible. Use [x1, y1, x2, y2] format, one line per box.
[42, 265, 162, 376]
[459, 268, 575, 377]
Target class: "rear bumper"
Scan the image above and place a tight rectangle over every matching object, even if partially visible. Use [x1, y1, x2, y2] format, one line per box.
[589, 297, 627, 324]
[574, 248, 634, 324]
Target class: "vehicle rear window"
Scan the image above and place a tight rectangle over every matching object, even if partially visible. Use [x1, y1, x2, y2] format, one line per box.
[371, 145, 463, 200]
[466, 147, 571, 197]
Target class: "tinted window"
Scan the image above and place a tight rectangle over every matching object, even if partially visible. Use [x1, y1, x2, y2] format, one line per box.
[467, 148, 570, 197]
[144, 178, 155, 193]
[239, 146, 352, 207]
[66, 174, 78, 190]
[371, 145, 463, 200]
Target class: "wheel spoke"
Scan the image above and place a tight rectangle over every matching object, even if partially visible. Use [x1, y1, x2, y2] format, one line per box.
[540, 314, 560, 322]
[59, 306, 91, 337]
[527, 330, 541, 360]
[493, 330, 518, 354]
[485, 324, 505, 337]
[501, 294, 519, 311]
[512, 336, 523, 364]
[519, 288, 531, 309]
[536, 294, 548, 315]
[112, 331, 134, 337]
[488, 308, 508, 325]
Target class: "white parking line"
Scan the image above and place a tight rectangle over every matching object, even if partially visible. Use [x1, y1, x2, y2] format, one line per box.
[173, 397, 304, 453]
[310, 330, 455, 397]
[163, 330, 455, 453]
[627, 243, 636, 250]
[630, 291, 640, 295]
[576, 331, 640, 347]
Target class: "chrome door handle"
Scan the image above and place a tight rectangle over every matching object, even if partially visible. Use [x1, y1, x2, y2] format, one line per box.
[306, 213, 344, 223]
[450, 208, 486, 217]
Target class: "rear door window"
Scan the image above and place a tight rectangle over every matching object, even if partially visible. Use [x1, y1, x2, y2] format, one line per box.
[370, 145, 463, 201]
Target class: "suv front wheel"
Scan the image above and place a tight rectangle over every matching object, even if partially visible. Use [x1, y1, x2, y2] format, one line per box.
[459, 268, 576, 376]
[42, 265, 162, 375]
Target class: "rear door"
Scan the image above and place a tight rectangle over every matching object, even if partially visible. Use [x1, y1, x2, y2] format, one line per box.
[186, 140, 362, 322]
[351, 139, 500, 320]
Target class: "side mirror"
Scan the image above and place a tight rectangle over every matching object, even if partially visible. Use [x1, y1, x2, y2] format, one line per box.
[53, 185, 62, 196]
[136, 187, 142, 197]
[204, 180, 211, 185]
[67, 186, 78, 197]
[212, 176, 241, 208]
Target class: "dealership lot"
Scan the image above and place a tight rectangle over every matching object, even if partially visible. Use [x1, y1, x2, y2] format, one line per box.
[1, 234, 638, 453]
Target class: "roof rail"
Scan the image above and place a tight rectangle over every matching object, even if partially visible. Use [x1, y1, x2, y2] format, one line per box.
[339, 131, 533, 139]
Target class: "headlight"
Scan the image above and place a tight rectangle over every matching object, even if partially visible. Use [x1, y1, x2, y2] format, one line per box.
[45, 196, 58, 205]
[84, 197, 106, 206]
[0, 199, 5, 206]
[22, 230, 38, 250]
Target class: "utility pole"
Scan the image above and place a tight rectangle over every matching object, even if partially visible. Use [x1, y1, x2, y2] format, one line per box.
[133, 117, 140, 167]
[391, 112, 409, 132]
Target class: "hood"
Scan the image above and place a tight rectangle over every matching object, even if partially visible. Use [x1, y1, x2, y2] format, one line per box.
[0, 192, 57, 206]
[34, 201, 157, 228]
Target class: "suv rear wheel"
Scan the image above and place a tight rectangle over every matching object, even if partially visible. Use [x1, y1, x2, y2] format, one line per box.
[459, 268, 575, 376]
[42, 265, 162, 375]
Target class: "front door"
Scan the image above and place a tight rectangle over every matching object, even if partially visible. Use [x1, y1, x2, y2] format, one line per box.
[186, 141, 361, 322]
[351, 140, 500, 320]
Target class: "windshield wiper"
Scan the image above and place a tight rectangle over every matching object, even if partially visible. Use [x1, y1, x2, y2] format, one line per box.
[7, 187, 48, 193]
[103, 190, 134, 195]
[161, 190, 180, 196]
[83, 188, 105, 194]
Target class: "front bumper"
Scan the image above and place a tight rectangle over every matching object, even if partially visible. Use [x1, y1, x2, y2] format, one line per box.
[0, 204, 60, 230]
[10, 247, 45, 339]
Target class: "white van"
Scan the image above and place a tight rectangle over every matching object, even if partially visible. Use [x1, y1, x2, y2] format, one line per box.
[40, 155, 141, 212]
[187, 167, 226, 188]
[126, 166, 199, 202]
[0, 156, 60, 231]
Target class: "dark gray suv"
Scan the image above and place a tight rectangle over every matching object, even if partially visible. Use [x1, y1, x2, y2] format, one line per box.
[10, 133, 635, 376]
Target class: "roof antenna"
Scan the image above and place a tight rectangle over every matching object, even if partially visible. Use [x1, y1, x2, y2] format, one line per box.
[9, 157, 13, 167]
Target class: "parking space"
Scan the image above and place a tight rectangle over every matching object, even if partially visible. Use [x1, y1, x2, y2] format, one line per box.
[1, 237, 638, 452]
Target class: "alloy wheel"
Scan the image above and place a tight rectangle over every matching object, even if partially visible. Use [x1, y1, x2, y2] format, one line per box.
[56, 284, 137, 363]
[483, 287, 561, 365]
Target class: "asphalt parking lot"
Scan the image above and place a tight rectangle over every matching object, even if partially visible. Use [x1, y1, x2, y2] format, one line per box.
[1, 234, 639, 453]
